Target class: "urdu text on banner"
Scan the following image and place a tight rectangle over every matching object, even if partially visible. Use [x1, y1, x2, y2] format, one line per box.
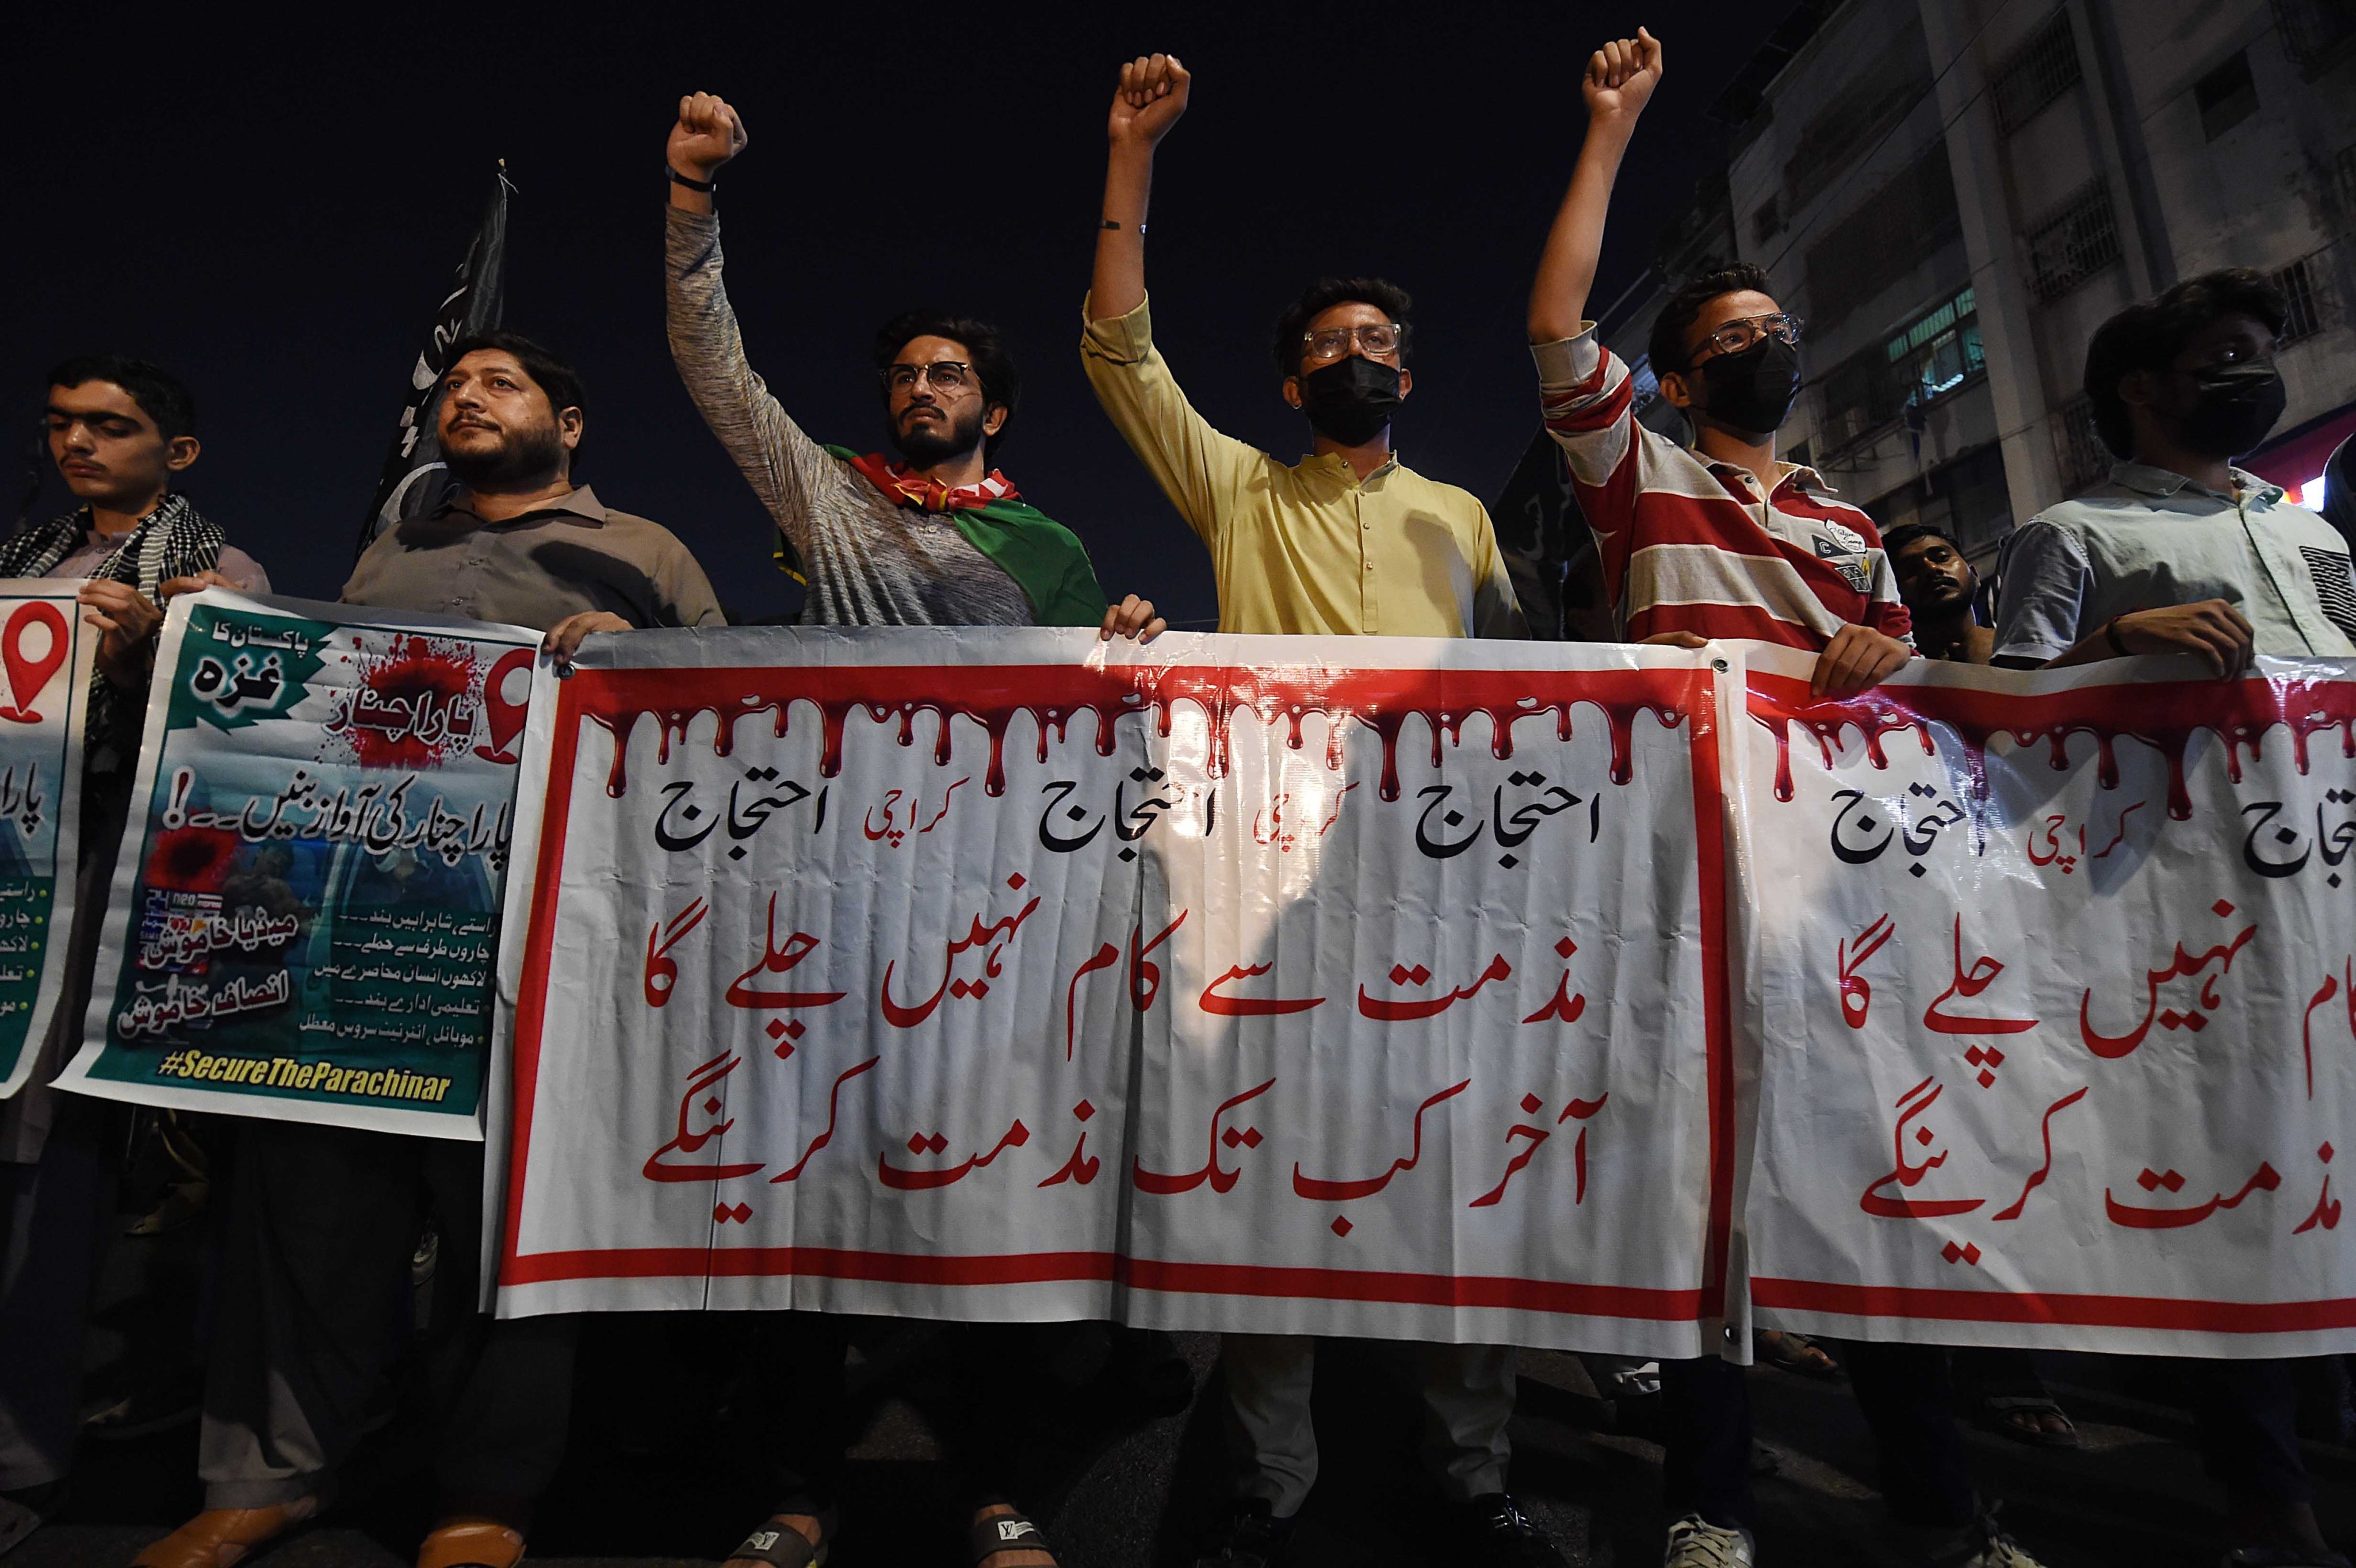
[489, 628, 1738, 1357]
[1739, 644, 2356, 1358]
[56, 590, 541, 1137]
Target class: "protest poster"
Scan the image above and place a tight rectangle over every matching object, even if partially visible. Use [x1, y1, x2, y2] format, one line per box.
[489, 628, 1739, 1357]
[56, 588, 540, 1137]
[0, 582, 93, 1099]
[1739, 644, 2356, 1356]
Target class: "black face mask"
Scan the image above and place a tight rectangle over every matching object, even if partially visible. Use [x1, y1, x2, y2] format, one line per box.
[1693, 336, 1802, 438]
[2181, 360, 2286, 457]
[1298, 355, 1403, 445]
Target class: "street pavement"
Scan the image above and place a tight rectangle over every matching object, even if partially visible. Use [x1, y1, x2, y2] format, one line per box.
[16, 1164, 2356, 1565]
[20, 1320, 2356, 1566]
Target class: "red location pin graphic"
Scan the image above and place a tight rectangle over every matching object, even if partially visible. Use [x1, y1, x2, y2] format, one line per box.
[472, 646, 535, 763]
[0, 601, 70, 724]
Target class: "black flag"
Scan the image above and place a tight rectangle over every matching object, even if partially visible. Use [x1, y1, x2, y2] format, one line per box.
[357, 166, 512, 556]
[1490, 427, 1615, 642]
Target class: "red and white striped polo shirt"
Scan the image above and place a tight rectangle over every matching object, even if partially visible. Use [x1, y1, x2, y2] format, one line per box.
[1533, 330, 1912, 650]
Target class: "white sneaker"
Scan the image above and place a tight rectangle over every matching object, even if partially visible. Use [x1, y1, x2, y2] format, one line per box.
[1664, 1513, 1755, 1567]
[1931, 1507, 2048, 1568]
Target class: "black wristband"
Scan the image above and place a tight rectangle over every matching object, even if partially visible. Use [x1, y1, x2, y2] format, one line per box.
[1100, 217, 1145, 235]
[2105, 615, 2131, 657]
[670, 167, 717, 193]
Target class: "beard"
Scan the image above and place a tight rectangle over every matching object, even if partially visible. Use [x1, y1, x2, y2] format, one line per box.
[890, 401, 987, 468]
[444, 419, 566, 491]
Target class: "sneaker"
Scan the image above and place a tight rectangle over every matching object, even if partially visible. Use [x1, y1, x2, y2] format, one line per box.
[1192, 1499, 1294, 1568]
[1458, 1493, 1566, 1566]
[1663, 1513, 1754, 1568]
[1927, 1506, 2046, 1568]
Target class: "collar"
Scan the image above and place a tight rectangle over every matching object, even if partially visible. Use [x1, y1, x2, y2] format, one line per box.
[2108, 461, 2283, 506]
[434, 484, 610, 528]
[1298, 450, 1402, 483]
[1702, 457, 1825, 496]
[848, 453, 1022, 513]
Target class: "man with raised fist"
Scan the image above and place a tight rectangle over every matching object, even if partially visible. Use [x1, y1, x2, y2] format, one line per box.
[1079, 51, 1550, 1568]
[664, 89, 1162, 649]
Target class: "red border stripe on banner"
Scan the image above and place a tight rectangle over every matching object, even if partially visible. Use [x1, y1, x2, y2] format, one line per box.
[1754, 1277, 2356, 1332]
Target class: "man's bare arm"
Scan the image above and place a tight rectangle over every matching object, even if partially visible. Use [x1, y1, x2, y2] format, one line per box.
[1089, 53, 1190, 322]
[1528, 28, 1662, 344]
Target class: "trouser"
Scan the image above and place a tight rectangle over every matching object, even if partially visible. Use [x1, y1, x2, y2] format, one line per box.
[756, 1316, 1058, 1513]
[2188, 1358, 2314, 1508]
[0, 1095, 123, 1490]
[0, 773, 135, 1491]
[1220, 1332, 1514, 1518]
[1663, 1341, 1973, 1531]
[198, 1119, 576, 1515]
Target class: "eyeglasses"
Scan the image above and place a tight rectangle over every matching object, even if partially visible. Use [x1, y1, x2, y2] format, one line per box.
[880, 361, 975, 394]
[1301, 323, 1406, 363]
[1695, 312, 1803, 360]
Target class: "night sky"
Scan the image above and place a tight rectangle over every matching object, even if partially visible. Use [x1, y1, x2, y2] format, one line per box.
[2, 5, 1781, 628]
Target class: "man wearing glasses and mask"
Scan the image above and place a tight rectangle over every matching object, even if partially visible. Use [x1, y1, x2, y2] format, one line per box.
[1527, 30, 1912, 705]
[1995, 269, 2355, 679]
[1081, 51, 1546, 1568]
[1527, 30, 2063, 1568]
[664, 90, 1162, 645]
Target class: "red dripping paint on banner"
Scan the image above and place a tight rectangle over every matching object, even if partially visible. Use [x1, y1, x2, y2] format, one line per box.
[341, 634, 480, 771]
[1749, 671, 2356, 820]
[577, 663, 1695, 802]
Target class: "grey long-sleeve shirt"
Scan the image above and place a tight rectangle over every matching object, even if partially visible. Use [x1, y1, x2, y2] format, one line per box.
[664, 207, 1032, 628]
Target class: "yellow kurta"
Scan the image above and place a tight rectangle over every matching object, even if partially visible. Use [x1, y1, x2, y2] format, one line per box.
[1081, 296, 1525, 640]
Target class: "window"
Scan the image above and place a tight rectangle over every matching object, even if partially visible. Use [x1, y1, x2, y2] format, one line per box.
[2196, 51, 2258, 140]
[1815, 284, 1986, 455]
[1805, 141, 1964, 321]
[1753, 194, 1784, 244]
[2025, 181, 2121, 301]
[2274, 0, 2356, 74]
[2279, 258, 2324, 343]
[1887, 285, 1987, 404]
[1991, 10, 2082, 133]
[2051, 392, 2110, 494]
[1782, 17, 1935, 215]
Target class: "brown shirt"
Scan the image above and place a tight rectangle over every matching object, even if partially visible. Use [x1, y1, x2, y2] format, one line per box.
[341, 484, 725, 633]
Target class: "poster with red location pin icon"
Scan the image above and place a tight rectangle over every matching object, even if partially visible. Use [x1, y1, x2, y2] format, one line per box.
[0, 582, 94, 1099]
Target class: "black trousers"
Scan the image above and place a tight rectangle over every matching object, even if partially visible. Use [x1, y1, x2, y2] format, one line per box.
[1663, 1342, 1973, 1531]
[197, 1120, 576, 1514]
[0, 1095, 122, 1490]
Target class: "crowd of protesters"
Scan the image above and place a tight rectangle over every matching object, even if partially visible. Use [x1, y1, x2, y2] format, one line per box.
[3, 27, 2355, 1568]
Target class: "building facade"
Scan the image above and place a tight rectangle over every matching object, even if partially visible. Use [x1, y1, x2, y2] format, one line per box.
[1616, 0, 2356, 569]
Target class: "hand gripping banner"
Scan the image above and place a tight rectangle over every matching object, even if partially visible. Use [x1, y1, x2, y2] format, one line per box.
[490, 629, 1740, 1357]
[0, 582, 93, 1100]
[57, 590, 540, 1137]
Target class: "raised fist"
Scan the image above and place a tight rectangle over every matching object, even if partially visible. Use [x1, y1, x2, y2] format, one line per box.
[1108, 53, 1191, 148]
[670, 91, 748, 179]
[1583, 28, 1663, 122]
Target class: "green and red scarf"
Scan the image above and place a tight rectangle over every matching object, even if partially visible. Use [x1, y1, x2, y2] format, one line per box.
[820, 446, 1106, 628]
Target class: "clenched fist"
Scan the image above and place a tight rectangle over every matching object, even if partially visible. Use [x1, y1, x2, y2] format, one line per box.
[1108, 53, 1190, 148]
[1583, 27, 1663, 123]
[670, 91, 748, 180]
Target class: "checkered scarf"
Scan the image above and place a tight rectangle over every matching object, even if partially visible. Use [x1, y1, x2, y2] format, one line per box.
[0, 494, 227, 776]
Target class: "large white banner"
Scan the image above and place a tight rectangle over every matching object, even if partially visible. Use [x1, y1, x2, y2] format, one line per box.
[491, 629, 2356, 1358]
[491, 629, 1738, 1357]
[1742, 645, 2356, 1357]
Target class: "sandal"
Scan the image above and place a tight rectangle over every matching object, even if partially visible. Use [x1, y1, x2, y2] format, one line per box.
[725, 1498, 836, 1567]
[1977, 1391, 2082, 1448]
[1755, 1328, 1842, 1380]
[970, 1505, 1054, 1566]
[415, 1519, 525, 1568]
